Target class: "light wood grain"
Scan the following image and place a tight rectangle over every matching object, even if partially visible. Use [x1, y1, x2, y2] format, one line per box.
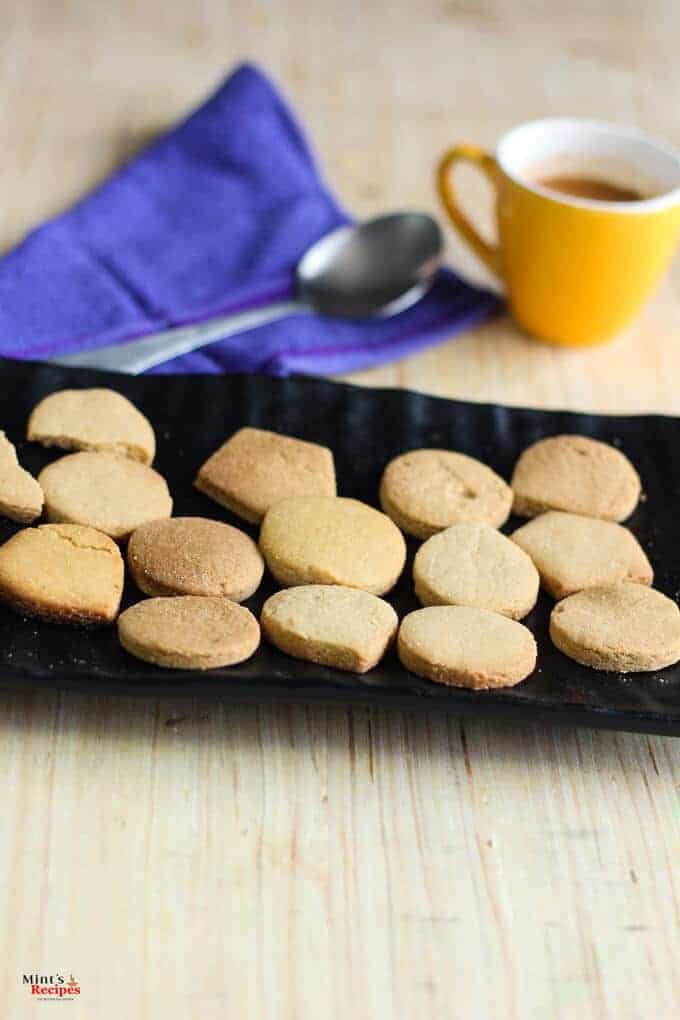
[1, 1, 680, 1018]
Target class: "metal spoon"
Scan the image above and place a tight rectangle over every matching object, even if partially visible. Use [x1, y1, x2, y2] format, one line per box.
[51, 212, 443, 374]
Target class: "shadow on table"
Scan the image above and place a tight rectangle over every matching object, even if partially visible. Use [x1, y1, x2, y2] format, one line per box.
[0, 686, 670, 777]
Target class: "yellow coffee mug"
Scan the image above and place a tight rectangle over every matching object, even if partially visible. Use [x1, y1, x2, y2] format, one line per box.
[437, 119, 680, 346]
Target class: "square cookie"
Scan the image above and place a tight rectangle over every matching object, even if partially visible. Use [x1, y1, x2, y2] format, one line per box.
[194, 427, 336, 523]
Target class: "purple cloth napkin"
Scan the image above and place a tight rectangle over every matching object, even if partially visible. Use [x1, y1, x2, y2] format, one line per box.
[0, 63, 500, 375]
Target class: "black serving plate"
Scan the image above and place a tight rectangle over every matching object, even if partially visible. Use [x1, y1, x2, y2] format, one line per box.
[1, 356, 680, 735]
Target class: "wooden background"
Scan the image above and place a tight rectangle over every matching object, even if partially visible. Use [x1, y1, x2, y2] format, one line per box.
[1, 1, 680, 1017]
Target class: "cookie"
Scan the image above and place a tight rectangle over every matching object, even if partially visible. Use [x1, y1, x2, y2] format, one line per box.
[0, 523, 124, 624]
[128, 517, 264, 601]
[0, 431, 43, 523]
[511, 434, 640, 521]
[28, 388, 156, 464]
[195, 427, 336, 524]
[512, 511, 653, 599]
[117, 595, 260, 670]
[260, 496, 406, 595]
[550, 582, 680, 672]
[38, 451, 172, 541]
[261, 585, 398, 673]
[380, 449, 512, 538]
[398, 605, 536, 689]
[413, 522, 539, 619]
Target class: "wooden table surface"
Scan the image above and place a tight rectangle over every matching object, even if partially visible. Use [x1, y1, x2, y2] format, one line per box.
[2, 2, 680, 1017]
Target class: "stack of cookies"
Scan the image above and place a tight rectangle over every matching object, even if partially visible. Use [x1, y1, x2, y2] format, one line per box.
[1, 386, 678, 688]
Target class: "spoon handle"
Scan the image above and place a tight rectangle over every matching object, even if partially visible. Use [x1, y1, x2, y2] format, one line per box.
[50, 301, 304, 375]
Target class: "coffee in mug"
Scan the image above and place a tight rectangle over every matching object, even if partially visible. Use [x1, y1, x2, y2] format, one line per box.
[533, 174, 646, 203]
[436, 119, 680, 346]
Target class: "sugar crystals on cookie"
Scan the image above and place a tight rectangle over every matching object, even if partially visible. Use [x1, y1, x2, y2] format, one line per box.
[128, 516, 264, 601]
[118, 595, 260, 670]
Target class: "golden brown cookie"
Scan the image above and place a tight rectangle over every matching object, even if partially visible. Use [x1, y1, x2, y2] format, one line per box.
[261, 585, 398, 673]
[398, 605, 537, 689]
[512, 511, 653, 599]
[117, 595, 260, 670]
[511, 434, 640, 521]
[28, 388, 156, 464]
[38, 451, 172, 541]
[550, 582, 680, 672]
[128, 516, 264, 601]
[260, 496, 406, 595]
[0, 431, 43, 523]
[0, 523, 124, 624]
[413, 522, 539, 619]
[380, 449, 512, 538]
[195, 427, 336, 524]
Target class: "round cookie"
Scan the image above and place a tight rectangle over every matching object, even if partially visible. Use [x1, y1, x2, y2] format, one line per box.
[128, 517, 264, 601]
[550, 582, 680, 672]
[512, 511, 653, 599]
[260, 496, 406, 596]
[398, 605, 537, 690]
[0, 523, 124, 625]
[413, 522, 539, 619]
[195, 427, 336, 524]
[118, 595, 260, 670]
[261, 585, 398, 674]
[28, 388, 156, 464]
[39, 451, 172, 541]
[0, 431, 43, 523]
[380, 449, 512, 539]
[511, 434, 640, 521]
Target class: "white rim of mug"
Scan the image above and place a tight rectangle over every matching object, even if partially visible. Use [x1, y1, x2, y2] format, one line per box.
[497, 117, 680, 214]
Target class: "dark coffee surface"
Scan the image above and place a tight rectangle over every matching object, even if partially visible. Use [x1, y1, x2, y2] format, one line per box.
[537, 173, 645, 202]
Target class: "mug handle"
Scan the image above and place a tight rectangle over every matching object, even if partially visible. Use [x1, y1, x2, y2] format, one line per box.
[436, 145, 503, 278]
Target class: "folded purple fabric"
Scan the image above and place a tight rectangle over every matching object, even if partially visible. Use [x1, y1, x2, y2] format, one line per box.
[0, 63, 500, 375]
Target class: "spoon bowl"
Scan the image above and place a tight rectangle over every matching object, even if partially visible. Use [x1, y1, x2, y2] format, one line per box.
[298, 212, 443, 317]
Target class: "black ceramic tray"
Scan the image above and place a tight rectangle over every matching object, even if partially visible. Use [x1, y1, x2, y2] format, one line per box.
[1, 356, 679, 735]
